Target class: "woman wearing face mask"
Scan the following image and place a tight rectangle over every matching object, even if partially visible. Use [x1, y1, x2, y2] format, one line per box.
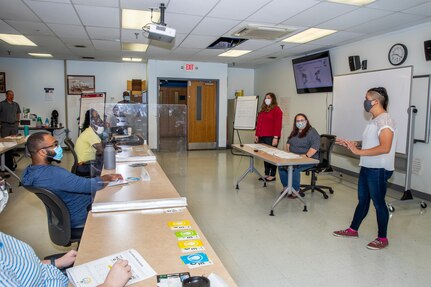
[74, 109, 104, 177]
[333, 87, 396, 250]
[255, 92, 283, 181]
[278, 113, 320, 198]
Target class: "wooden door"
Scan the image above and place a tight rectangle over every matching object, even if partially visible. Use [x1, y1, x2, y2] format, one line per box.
[187, 80, 217, 149]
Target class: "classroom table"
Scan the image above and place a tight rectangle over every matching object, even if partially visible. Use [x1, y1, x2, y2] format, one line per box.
[74, 149, 237, 286]
[18, 126, 63, 136]
[232, 144, 318, 215]
[0, 136, 27, 181]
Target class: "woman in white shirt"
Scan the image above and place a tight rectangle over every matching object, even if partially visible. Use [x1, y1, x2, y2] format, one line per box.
[333, 87, 396, 250]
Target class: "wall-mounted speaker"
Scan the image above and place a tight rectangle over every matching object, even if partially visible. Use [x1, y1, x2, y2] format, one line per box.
[425, 40, 431, 61]
[349, 55, 361, 71]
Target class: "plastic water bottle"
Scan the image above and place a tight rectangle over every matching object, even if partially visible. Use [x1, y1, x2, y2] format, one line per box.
[24, 126, 29, 136]
[103, 143, 116, 170]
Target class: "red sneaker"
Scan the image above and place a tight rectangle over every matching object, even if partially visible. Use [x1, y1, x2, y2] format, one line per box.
[367, 238, 389, 250]
[333, 228, 358, 238]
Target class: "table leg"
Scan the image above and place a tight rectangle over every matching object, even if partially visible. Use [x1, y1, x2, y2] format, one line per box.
[270, 165, 307, 216]
[235, 156, 266, 189]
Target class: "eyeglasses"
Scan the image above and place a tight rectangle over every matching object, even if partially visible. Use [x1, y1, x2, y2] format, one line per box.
[39, 142, 58, 151]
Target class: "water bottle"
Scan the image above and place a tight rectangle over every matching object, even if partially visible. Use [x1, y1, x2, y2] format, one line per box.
[103, 143, 116, 170]
[24, 126, 29, 136]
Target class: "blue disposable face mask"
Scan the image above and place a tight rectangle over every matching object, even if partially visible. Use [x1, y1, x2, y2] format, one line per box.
[296, 121, 307, 129]
[363, 99, 374, 112]
[124, 96, 130, 102]
[52, 145, 63, 161]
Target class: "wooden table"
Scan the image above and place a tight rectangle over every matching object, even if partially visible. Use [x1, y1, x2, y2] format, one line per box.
[232, 144, 318, 215]
[74, 153, 237, 286]
[0, 137, 27, 181]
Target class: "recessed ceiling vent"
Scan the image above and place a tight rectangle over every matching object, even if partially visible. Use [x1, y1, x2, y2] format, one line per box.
[233, 24, 296, 40]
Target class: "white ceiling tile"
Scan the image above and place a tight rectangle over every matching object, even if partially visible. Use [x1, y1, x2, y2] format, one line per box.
[247, 0, 319, 24]
[146, 45, 172, 56]
[0, 20, 20, 34]
[62, 37, 93, 47]
[164, 13, 202, 34]
[4, 20, 54, 36]
[179, 34, 218, 49]
[282, 2, 358, 27]
[310, 31, 365, 45]
[121, 29, 150, 43]
[208, 0, 271, 20]
[285, 43, 329, 56]
[170, 47, 201, 55]
[234, 39, 276, 50]
[86, 27, 120, 41]
[71, 0, 119, 7]
[92, 39, 121, 50]
[192, 17, 240, 36]
[367, 0, 430, 12]
[120, 0, 167, 10]
[167, 0, 218, 16]
[346, 12, 427, 34]
[404, 2, 431, 16]
[47, 23, 88, 38]
[195, 49, 224, 57]
[75, 5, 119, 28]
[33, 0, 71, 3]
[0, 0, 40, 21]
[24, 1, 81, 25]
[318, 7, 393, 31]
[26, 35, 67, 48]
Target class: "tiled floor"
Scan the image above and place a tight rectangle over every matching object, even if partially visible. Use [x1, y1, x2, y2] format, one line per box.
[1, 149, 430, 287]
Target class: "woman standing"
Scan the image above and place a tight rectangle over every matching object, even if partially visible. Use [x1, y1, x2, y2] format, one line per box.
[333, 87, 396, 250]
[255, 92, 283, 181]
[279, 113, 320, 197]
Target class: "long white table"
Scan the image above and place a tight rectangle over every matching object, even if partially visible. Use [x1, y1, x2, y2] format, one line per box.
[232, 144, 319, 215]
[0, 137, 27, 181]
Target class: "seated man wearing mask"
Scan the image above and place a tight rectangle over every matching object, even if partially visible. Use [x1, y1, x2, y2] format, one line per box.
[21, 132, 123, 228]
[75, 109, 105, 176]
[0, 183, 131, 287]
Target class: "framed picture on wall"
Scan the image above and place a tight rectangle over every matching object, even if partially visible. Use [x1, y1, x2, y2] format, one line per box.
[0, 72, 6, 93]
[67, 75, 95, 95]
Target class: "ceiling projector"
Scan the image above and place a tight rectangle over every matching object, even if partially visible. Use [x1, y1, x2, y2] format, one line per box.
[148, 24, 176, 43]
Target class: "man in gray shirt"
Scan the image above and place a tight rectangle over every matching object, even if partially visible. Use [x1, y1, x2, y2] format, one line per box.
[0, 90, 21, 137]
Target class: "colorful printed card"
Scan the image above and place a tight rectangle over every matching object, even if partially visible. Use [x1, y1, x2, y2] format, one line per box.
[168, 220, 191, 230]
[178, 239, 205, 253]
[180, 252, 213, 269]
[174, 230, 200, 240]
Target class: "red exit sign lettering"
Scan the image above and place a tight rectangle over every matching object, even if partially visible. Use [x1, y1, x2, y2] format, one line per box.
[185, 64, 194, 71]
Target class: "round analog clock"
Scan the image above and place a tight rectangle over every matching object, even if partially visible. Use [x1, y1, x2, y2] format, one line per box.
[388, 43, 408, 66]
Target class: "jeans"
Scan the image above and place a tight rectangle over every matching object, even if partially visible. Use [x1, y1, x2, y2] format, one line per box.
[350, 167, 393, 238]
[259, 136, 278, 177]
[279, 164, 316, 191]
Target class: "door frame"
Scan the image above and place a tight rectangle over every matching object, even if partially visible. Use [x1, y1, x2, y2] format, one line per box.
[157, 77, 219, 151]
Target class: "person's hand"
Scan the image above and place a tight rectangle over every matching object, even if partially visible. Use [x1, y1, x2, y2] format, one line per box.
[56, 250, 77, 269]
[335, 138, 348, 147]
[101, 174, 123, 182]
[255, 136, 259, 143]
[272, 138, 278, 146]
[345, 140, 360, 155]
[99, 260, 132, 287]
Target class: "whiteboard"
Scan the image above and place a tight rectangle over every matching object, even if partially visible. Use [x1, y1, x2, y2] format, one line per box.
[234, 96, 258, 130]
[332, 66, 412, 154]
[79, 92, 106, 128]
[412, 75, 431, 143]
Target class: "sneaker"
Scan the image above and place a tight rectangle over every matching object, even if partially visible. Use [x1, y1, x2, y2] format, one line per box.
[333, 228, 358, 238]
[367, 238, 389, 250]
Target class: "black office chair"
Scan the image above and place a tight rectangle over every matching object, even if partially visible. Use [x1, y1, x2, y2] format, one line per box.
[64, 137, 100, 177]
[24, 186, 83, 247]
[300, 134, 336, 199]
[64, 138, 78, 174]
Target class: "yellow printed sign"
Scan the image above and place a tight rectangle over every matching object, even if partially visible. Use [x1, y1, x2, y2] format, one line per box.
[178, 240, 203, 249]
[168, 220, 191, 230]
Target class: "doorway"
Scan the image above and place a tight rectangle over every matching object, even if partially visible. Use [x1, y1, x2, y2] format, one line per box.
[158, 79, 218, 151]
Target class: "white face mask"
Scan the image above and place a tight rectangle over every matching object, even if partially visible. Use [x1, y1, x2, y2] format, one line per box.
[95, 126, 104, 135]
[264, 98, 272, 106]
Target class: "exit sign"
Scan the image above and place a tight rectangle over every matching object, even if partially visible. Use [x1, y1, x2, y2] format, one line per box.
[185, 64, 194, 71]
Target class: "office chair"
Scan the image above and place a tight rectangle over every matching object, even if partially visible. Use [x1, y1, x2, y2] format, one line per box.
[64, 137, 99, 177]
[300, 134, 336, 199]
[64, 137, 78, 174]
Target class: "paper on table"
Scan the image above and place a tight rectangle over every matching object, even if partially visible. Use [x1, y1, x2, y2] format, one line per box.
[107, 179, 129, 187]
[67, 249, 156, 287]
[245, 144, 266, 149]
[92, 197, 188, 213]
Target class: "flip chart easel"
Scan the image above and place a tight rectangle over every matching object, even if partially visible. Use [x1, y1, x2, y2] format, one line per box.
[232, 96, 258, 146]
[79, 92, 106, 130]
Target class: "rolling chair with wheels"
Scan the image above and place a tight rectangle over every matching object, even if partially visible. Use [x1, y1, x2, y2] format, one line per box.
[300, 134, 336, 199]
[64, 137, 99, 178]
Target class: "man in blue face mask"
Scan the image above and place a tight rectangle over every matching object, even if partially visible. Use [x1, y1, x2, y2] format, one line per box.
[21, 132, 123, 228]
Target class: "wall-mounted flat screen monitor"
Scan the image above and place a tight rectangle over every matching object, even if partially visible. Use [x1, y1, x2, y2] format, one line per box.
[292, 51, 334, 94]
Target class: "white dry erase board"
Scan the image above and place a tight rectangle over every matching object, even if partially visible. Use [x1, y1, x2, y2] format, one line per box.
[332, 66, 412, 154]
[79, 92, 106, 128]
[411, 75, 431, 143]
[233, 96, 258, 130]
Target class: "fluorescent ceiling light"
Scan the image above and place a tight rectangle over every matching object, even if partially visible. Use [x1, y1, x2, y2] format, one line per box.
[327, 0, 375, 5]
[122, 57, 142, 62]
[0, 34, 37, 46]
[122, 9, 160, 29]
[282, 28, 337, 43]
[122, 43, 148, 52]
[28, 53, 53, 58]
[218, 50, 251, 57]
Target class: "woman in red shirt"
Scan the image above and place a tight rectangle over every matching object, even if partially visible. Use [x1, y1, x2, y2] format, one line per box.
[255, 92, 283, 181]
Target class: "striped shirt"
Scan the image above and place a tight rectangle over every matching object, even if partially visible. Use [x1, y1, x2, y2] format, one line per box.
[0, 232, 68, 287]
